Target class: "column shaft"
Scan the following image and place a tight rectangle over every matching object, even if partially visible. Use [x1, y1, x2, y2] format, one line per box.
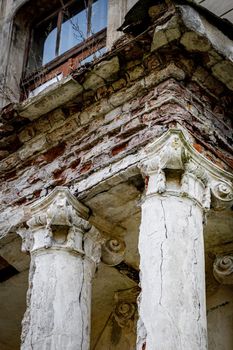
[136, 129, 233, 349]
[137, 195, 207, 350]
[22, 249, 92, 350]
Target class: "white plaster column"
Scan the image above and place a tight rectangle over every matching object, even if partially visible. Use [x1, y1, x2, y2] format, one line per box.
[136, 130, 233, 350]
[18, 187, 101, 350]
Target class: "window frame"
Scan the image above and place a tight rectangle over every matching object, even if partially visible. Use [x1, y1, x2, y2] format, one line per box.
[21, 0, 107, 90]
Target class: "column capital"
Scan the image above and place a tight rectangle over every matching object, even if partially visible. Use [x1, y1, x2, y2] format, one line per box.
[18, 187, 100, 263]
[213, 255, 233, 285]
[139, 129, 233, 210]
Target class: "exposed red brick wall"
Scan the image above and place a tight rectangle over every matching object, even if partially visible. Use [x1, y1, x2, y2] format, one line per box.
[0, 31, 232, 210]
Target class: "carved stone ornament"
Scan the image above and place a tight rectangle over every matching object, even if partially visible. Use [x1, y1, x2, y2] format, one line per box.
[141, 134, 188, 173]
[113, 287, 140, 328]
[114, 302, 136, 328]
[101, 237, 126, 266]
[213, 255, 233, 284]
[17, 227, 34, 253]
[139, 129, 233, 210]
[18, 187, 99, 257]
[211, 182, 233, 210]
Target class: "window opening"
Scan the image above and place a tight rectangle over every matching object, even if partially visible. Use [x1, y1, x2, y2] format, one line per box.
[26, 0, 107, 74]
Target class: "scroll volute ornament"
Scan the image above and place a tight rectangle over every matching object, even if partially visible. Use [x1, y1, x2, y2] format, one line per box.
[213, 255, 233, 284]
[113, 287, 140, 328]
[211, 182, 233, 210]
[114, 302, 136, 328]
[101, 237, 126, 266]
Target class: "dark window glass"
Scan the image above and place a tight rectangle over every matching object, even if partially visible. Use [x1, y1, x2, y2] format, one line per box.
[27, 16, 58, 72]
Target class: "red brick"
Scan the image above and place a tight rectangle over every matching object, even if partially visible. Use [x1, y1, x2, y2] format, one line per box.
[52, 167, 66, 179]
[111, 141, 129, 156]
[69, 158, 81, 169]
[41, 143, 66, 163]
[80, 161, 92, 174]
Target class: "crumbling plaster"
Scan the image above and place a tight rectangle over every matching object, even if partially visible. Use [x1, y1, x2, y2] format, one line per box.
[0, 1, 233, 349]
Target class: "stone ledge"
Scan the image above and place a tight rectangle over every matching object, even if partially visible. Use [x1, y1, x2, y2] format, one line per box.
[18, 77, 83, 121]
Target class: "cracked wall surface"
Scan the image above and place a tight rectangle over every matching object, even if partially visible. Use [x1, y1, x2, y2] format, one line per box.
[0, 1, 233, 349]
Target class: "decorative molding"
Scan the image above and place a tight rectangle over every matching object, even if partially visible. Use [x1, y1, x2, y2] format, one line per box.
[17, 187, 101, 263]
[141, 134, 188, 194]
[113, 287, 140, 328]
[93, 287, 139, 349]
[181, 160, 210, 209]
[28, 186, 89, 221]
[211, 182, 233, 210]
[17, 228, 34, 253]
[213, 255, 233, 285]
[114, 302, 136, 328]
[101, 237, 126, 266]
[144, 129, 232, 181]
[139, 129, 233, 210]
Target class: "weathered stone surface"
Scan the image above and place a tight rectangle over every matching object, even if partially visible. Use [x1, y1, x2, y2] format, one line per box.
[83, 73, 105, 91]
[46, 119, 78, 143]
[18, 126, 35, 143]
[94, 286, 139, 350]
[105, 106, 122, 123]
[18, 77, 83, 121]
[94, 56, 120, 81]
[151, 16, 181, 52]
[144, 64, 186, 89]
[180, 31, 211, 52]
[18, 187, 101, 350]
[0, 2, 233, 350]
[212, 61, 233, 91]
[101, 237, 126, 266]
[179, 5, 233, 61]
[137, 195, 207, 350]
[48, 108, 66, 127]
[83, 57, 120, 90]
[127, 65, 145, 82]
[18, 136, 48, 161]
[213, 255, 233, 284]
[207, 285, 233, 350]
[109, 81, 144, 107]
[151, 31, 168, 51]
